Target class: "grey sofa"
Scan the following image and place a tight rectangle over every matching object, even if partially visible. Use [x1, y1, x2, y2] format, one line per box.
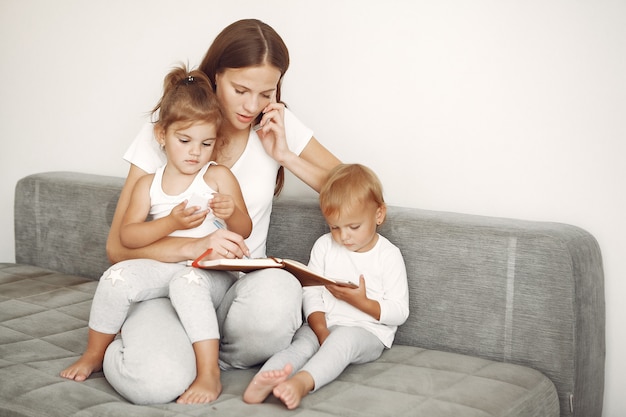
[1, 172, 605, 417]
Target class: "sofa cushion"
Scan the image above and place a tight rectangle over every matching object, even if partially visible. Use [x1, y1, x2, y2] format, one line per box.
[1, 263, 558, 416]
[11, 172, 605, 416]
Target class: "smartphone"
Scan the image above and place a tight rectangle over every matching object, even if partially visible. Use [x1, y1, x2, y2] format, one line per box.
[186, 193, 212, 214]
[252, 112, 263, 131]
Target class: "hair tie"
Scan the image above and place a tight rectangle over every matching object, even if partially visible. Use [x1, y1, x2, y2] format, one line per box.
[185, 75, 194, 85]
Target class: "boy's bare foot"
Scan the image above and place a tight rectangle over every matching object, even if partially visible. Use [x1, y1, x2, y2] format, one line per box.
[60, 353, 103, 381]
[243, 363, 293, 404]
[177, 369, 222, 404]
[273, 371, 314, 410]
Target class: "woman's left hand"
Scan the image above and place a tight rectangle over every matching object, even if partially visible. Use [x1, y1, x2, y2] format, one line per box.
[255, 99, 292, 162]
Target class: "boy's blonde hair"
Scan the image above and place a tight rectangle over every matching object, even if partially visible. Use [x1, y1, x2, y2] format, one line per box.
[319, 164, 385, 220]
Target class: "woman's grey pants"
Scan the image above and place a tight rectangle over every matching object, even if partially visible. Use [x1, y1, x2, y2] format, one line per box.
[94, 259, 302, 404]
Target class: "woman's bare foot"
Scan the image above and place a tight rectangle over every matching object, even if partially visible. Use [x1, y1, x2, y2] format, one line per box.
[243, 363, 293, 404]
[177, 369, 222, 404]
[60, 353, 103, 381]
[273, 371, 314, 410]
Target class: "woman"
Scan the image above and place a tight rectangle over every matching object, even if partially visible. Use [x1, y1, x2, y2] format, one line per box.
[101, 19, 341, 405]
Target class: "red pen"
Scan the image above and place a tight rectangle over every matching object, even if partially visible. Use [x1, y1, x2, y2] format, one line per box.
[191, 248, 213, 268]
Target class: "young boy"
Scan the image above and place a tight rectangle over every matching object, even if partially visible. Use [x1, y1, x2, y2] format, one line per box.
[243, 163, 409, 409]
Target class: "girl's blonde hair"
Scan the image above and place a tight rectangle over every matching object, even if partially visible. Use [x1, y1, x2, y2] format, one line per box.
[151, 64, 223, 133]
[319, 164, 385, 220]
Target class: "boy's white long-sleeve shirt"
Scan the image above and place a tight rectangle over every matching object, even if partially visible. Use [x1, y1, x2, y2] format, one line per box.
[304, 233, 409, 347]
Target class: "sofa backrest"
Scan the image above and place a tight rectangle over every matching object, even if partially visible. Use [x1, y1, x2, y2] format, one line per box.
[14, 172, 605, 417]
[268, 195, 605, 417]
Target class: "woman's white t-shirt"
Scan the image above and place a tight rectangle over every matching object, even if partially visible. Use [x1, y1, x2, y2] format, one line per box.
[123, 108, 313, 258]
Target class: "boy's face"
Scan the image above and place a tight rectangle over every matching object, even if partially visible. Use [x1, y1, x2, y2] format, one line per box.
[325, 200, 385, 253]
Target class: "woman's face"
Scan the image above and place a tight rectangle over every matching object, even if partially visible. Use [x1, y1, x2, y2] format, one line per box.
[215, 64, 282, 132]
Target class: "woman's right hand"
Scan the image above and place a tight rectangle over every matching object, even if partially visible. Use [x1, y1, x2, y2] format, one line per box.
[186, 228, 250, 260]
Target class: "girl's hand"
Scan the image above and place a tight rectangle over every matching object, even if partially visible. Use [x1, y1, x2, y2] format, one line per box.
[169, 200, 208, 230]
[186, 228, 250, 260]
[209, 192, 235, 220]
[255, 99, 292, 162]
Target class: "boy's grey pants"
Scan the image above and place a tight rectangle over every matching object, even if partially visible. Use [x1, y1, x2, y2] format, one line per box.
[259, 324, 384, 392]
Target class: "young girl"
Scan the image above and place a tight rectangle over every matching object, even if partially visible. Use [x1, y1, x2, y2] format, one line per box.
[243, 164, 409, 409]
[60, 65, 252, 403]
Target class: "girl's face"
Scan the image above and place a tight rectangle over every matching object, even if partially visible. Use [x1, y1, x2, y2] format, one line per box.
[156, 121, 218, 175]
[325, 201, 386, 253]
[215, 64, 281, 132]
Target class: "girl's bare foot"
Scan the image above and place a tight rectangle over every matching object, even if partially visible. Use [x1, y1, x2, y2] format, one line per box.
[273, 371, 314, 410]
[243, 363, 293, 404]
[60, 328, 114, 381]
[60, 353, 103, 381]
[177, 369, 222, 404]
[176, 339, 223, 404]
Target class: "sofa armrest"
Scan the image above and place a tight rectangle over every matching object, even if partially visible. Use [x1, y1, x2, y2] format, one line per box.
[14, 172, 123, 280]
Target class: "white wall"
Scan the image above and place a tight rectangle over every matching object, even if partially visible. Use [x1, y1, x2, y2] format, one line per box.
[1, 1, 624, 415]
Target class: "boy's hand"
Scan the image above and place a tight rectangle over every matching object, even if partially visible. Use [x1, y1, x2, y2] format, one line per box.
[315, 327, 330, 345]
[326, 275, 381, 320]
[307, 311, 330, 346]
[209, 193, 236, 220]
[169, 200, 207, 230]
[326, 275, 367, 304]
